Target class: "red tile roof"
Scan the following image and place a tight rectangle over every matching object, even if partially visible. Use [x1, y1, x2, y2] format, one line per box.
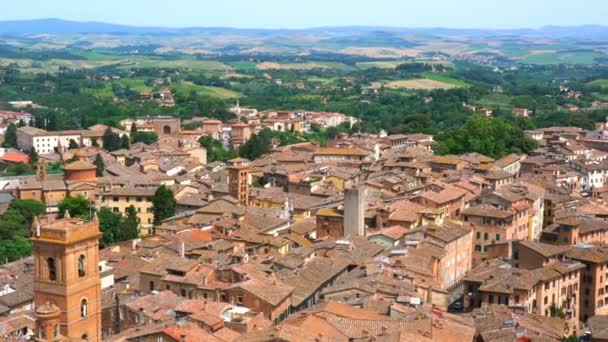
[1, 152, 28, 163]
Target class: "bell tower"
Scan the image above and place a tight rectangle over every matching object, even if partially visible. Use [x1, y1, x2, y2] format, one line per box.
[31, 212, 103, 341]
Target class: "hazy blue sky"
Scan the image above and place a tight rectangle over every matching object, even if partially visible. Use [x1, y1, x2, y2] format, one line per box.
[2, 0, 607, 28]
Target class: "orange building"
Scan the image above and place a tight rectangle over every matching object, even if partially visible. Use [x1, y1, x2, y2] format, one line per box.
[228, 158, 250, 206]
[63, 150, 96, 182]
[31, 212, 103, 341]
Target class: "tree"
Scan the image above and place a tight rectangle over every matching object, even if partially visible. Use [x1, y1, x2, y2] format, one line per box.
[98, 208, 121, 247]
[325, 126, 339, 140]
[120, 134, 130, 149]
[152, 185, 176, 225]
[0, 237, 32, 264]
[91, 138, 99, 147]
[102, 127, 121, 152]
[119, 206, 140, 241]
[434, 115, 537, 159]
[239, 128, 272, 160]
[198, 135, 237, 162]
[131, 131, 158, 145]
[58, 195, 93, 219]
[4, 123, 17, 147]
[9, 199, 45, 223]
[94, 153, 105, 177]
[28, 148, 38, 166]
[68, 139, 79, 149]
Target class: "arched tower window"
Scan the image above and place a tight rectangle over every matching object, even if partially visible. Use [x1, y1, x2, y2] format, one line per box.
[80, 299, 88, 317]
[47, 258, 56, 281]
[78, 255, 86, 277]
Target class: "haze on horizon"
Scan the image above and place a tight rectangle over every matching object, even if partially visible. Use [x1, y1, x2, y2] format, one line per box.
[2, 0, 607, 29]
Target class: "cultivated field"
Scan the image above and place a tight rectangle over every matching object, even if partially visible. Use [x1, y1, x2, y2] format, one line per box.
[385, 78, 459, 90]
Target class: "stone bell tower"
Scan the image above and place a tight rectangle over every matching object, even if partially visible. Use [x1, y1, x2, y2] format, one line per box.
[31, 211, 103, 341]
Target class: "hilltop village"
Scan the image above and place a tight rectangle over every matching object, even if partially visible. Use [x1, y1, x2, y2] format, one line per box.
[3, 106, 608, 341]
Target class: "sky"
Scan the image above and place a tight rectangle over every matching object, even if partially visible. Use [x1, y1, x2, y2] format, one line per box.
[1, 0, 607, 29]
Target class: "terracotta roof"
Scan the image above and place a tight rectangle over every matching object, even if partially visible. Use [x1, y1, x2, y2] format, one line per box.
[519, 240, 567, 258]
[63, 159, 96, 171]
[0, 152, 28, 163]
[313, 148, 368, 156]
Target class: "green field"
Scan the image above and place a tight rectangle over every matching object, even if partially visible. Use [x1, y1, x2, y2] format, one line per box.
[118, 57, 233, 71]
[356, 60, 452, 69]
[477, 93, 513, 109]
[421, 72, 470, 87]
[356, 61, 405, 69]
[385, 78, 459, 90]
[228, 61, 258, 71]
[171, 81, 241, 99]
[523, 51, 604, 65]
[588, 79, 608, 88]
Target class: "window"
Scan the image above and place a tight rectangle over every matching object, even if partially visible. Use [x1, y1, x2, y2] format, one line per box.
[544, 296, 548, 304]
[475, 245, 481, 252]
[165, 284, 170, 290]
[47, 258, 56, 281]
[53, 324, 59, 338]
[113, 197, 119, 202]
[181, 289, 186, 297]
[237, 296, 244, 304]
[149, 281, 155, 292]
[80, 299, 88, 318]
[136, 197, 142, 202]
[495, 234, 501, 241]
[489, 294, 494, 304]
[484, 233, 489, 240]
[113, 207, 119, 213]
[476, 232, 481, 239]
[137, 208, 141, 213]
[78, 255, 86, 277]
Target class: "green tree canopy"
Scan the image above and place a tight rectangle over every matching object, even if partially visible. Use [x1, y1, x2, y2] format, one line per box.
[68, 139, 79, 149]
[120, 134, 130, 149]
[94, 153, 105, 177]
[9, 199, 45, 223]
[198, 135, 237, 163]
[28, 148, 38, 166]
[239, 128, 273, 160]
[102, 127, 121, 152]
[58, 195, 93, 219]
[434, 115, 537, 159]
[119, 205, 140, 241]
[98, 207, 121, 247]
[131, 131, 158, 145]
[152, 185, 176, 225]
[4, 123, 17, 147]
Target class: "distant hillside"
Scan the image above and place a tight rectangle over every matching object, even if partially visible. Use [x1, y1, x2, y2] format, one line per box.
[1, 19, 608, 39]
